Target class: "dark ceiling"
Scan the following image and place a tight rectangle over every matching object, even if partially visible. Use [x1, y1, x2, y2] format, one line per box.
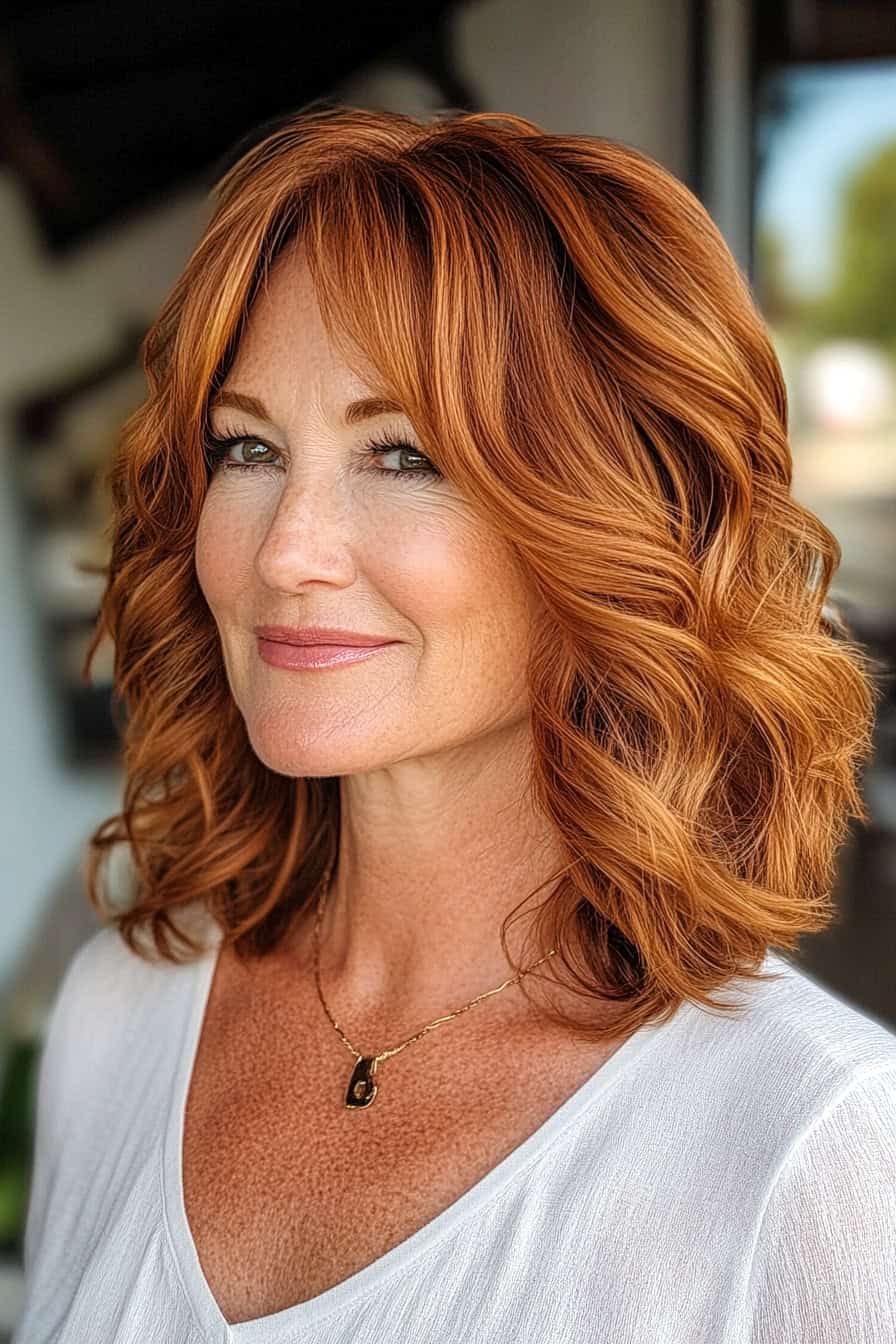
[0, 0, 475, 254]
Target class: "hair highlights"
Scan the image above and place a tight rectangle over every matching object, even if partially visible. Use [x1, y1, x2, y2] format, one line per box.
[81, 102, 881, 1042]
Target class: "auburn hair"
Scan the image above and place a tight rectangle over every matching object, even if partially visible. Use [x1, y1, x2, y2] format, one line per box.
[82, 100, 881, 1043]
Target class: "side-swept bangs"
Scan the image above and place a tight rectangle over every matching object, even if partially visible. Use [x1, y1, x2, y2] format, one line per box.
[82, 101, 880, 1041]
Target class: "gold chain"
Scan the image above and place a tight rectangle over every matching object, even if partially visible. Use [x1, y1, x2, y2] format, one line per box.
[311, 855, 557, 1108]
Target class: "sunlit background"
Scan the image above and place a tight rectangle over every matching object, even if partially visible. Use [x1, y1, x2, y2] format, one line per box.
[1, 2, 894, 1332]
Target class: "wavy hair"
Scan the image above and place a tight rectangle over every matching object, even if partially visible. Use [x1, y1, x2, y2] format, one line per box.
[82, 100, 881, 1042]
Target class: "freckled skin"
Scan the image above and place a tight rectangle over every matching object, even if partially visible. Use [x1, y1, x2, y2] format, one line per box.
[184, 939, 629, 1324]
[195, 255, 536, 785]
[188, 246, 632, 1323]
[194, 241, 567, 1028]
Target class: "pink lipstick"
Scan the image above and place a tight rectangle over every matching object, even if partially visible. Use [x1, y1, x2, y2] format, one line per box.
[253, 625, 398, 671]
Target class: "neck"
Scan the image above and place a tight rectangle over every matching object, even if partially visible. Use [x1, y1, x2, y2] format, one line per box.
[292, 725, 572, 1042]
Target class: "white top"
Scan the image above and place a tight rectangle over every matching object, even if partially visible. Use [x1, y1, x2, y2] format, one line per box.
[12, 915, 896, 1344]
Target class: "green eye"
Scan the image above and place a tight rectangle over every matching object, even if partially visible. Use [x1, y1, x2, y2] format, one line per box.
[361, 434, 441, 480]
[202, 426, 442, 483]
[203, 433, 280, 473]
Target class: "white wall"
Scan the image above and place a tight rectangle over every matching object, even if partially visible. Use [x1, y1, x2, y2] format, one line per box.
[457, 0, 691, 182]
[1, 0, 692, 996]
[0, 179, 212, 991]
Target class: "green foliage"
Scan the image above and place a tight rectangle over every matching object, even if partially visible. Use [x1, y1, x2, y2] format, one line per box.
[754, 225, 804, 326]
[806, 138, 896, 357]
[0, 1036, 40, 1260]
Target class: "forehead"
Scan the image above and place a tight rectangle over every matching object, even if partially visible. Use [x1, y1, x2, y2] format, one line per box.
[220, 251, 390, 414]
[229, 252, 334, 373]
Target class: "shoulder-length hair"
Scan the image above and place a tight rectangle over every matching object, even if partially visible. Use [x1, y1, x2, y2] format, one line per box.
[82, 100, 880, 1042]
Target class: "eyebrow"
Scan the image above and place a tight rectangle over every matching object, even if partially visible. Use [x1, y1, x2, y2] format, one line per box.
[208, 390, 405, 426]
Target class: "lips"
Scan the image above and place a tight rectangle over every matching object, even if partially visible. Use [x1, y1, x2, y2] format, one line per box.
[253, 625, 395, 648]
[255, 635, 396, 670]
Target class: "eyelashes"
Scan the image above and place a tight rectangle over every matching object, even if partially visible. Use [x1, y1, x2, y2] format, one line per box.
[202, 425, 442, 483]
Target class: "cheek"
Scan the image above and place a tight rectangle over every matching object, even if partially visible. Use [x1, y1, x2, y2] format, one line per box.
[194, 490, 257, 610]
[374, 513, 479, 622]
[381, 515, 530, 656]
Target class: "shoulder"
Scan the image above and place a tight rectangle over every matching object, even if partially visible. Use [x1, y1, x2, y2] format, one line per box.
[744, 1061, 896, 1340]
[660, 954, 896, 1338]
[679, 950, 896, 1123]
[751, 950, 896, 1091]
[35, 910, 219, 1129]
[52, 901, 221, 1001]
[38, 924, 133, 1059]
[637, 950, 896, 1211]
[43, 909, 212, 1029]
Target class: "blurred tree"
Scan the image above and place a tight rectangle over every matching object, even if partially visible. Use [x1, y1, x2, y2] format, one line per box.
[803, 138, 896, 356]
[0, 1035, 38, 1260]
[754, 223, 803, 325]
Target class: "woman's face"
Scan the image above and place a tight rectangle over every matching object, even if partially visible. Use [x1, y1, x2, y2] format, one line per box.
[195, 248, 539, 779]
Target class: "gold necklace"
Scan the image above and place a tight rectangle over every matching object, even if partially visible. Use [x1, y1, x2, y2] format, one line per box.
[311, 857, 558, 1109]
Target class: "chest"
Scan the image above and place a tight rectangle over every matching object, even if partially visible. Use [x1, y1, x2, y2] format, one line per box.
[181, 949, 626, 1326]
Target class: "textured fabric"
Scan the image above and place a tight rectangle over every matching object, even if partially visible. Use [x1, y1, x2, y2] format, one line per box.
[12, 916, 896, 1344]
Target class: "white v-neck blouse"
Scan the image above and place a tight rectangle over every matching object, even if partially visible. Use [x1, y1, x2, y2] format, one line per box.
[12, 916, 896, 1344]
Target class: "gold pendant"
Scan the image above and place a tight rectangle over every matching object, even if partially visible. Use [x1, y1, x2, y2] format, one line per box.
[346, 1055, 379, 1108]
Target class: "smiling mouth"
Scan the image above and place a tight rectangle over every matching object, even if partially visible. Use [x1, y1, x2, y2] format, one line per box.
[255, 635, 396, 670]
[253, 625, 397, 648]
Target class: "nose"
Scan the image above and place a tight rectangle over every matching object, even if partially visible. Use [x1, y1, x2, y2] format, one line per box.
[253, 486, 357, 595]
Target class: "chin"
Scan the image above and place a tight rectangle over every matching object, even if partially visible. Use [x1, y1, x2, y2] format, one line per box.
[242, 721, 381, 780]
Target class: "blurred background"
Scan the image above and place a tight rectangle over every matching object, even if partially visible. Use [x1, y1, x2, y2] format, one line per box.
[0, 0, 894, 1331]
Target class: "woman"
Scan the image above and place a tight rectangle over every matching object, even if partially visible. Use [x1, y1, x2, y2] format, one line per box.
[14, 102, 896, 1343]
